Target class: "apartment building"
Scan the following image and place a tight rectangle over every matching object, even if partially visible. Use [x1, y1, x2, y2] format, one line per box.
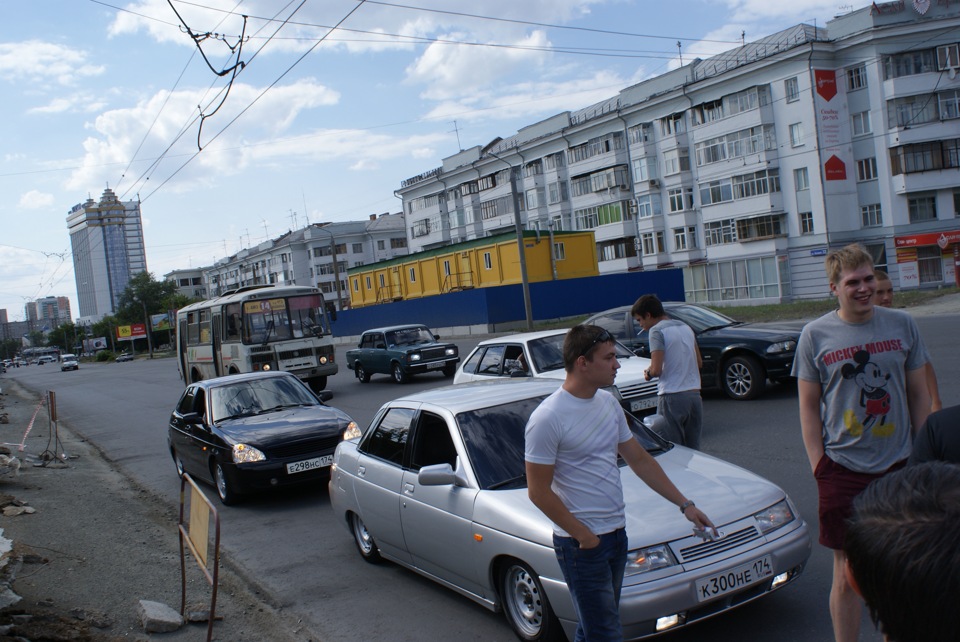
[202, 213, 407, 310]
[396, 2, 960, 304]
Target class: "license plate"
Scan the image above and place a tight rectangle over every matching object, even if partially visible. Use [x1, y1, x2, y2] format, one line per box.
[630, 397, 658, 412]
[286, 455, 333, 474]
[426, 362, 444, 370]
[695, 556, 773, 602]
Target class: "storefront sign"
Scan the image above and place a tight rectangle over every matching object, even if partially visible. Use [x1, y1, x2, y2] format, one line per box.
[894, 230, 960, 248]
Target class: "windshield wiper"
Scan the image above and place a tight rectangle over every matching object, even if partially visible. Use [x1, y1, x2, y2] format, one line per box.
[700, 323, 733, 332]
[261, 320, 275, 346]
[539, 361, 565, 372]
[488, 474, 527, 490]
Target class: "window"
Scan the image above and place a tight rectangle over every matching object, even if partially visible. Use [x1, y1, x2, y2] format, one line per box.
[698, 178, 733, 206]
[955, 189, 960, 218]
[846, 65, 867, 91]
[659, 113, 685, 136]
[360, 407, 414, 464]
[908, 195, 938, 222]
[547, 180, 568, 204]
[668, 187, 694, 212]
[673, 226, 698, 250]
[736, 214, 785, 241]
[887, 94, 938, 127]
[408, 267, 416, 282]
[640, 232, 664, 255]
[377, 240, 385, 250]
[937, 43, 960, 70]
[939, 90, 960, 120]
[857, 157, 878, 182]
[800, 212, 814, 235]
[685, 256, 787, 303]
[568, 133, 624, 163]
[483, 252, 492, 270]
[635, 194, 662, 218]
[544, 152, 565, 170]
[351, 243, 363, 253]
[794, 167, 809, 191]
[663, 149, 690, 175]
[705, 219, 737, 246]
[790, 123, 804, 147]
[632, 157, 656, 183]
[865, 243, 888, 272]
[732, 169, 780, 200]
[553, 242, 566, 260]
[883, 49, 936, 79]
[526, 187, 545, 209]
[852, 111, 872, 136]
[365, 276, 372, 289]
[785, 77, 799, 102]
[890, 141, 948, 174]
[861, 204, 883, 227]
[628, 123, 653, 144]
[694, 125, 776, 166]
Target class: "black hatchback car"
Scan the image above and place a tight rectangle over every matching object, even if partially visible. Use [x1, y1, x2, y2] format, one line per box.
[586, 302, 803, 401]
[168, 371, 359, 504]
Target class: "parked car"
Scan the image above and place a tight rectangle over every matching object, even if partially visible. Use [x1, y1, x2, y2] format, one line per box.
[330, 379, 810, 640]
[167, 371, 360, 505]
[586, 303, 804, 401]
[455, 329, 659, 415]
[345, 324, 459, 383]
[115, 353, 134, 362]
[60, 354, 79, 371]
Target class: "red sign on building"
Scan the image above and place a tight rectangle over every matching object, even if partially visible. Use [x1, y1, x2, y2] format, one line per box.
[815, 69, 837, 101]
[824, 155, 847, 181]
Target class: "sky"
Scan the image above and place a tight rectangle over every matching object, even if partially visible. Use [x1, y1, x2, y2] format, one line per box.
[0, 0, 851, 322]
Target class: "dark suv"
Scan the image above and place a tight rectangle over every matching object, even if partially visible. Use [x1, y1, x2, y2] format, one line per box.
[586, 302, 803, 400]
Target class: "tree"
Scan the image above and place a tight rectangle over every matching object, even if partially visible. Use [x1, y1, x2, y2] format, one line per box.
[47, 322, 78, 353]
[115, 272, 177, 325]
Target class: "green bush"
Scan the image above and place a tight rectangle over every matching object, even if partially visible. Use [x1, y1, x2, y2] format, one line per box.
[96, 350, 116, 362]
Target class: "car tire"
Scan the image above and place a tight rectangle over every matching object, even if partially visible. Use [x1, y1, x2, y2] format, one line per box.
[391, 362, 408, 384]
[499, 560, 563, 642]
[442, 363, 457, 378]
[350, 513, 383, 564]
[356, 363, 371, 383]
[212, 461, 241, 505]
[309, 376, 328, 392]
[721, 355, 764, 401]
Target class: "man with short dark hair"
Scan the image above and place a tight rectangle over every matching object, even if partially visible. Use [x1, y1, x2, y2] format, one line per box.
[525, 324, 714, 641]
[794, 243, 931, 642]
[631, 294, 703, 449]
[844, 462, 960, 642]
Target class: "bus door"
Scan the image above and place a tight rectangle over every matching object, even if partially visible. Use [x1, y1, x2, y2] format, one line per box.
[211, 312, 223, 377]
[178, 317, 189, 383]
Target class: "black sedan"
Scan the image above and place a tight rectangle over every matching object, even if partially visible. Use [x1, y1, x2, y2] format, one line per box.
[586, 302, 803, 401]
[168, 371, 359, 505]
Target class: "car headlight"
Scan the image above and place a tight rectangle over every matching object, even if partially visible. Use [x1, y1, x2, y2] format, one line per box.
[753, 499, 795, 534]
[232, 443, 265, 463]
[445, 347, 456, 356]
[765, 340, 797, 354]
[410, 353, 422, 361]
[625, 544, 678, 576]
[342, 421, 362, 440]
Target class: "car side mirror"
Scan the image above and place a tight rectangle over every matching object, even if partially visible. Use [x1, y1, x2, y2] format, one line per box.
[181, 412, 204, 426]
[509, 370, 529, 378]
[418, 458, 468, 487]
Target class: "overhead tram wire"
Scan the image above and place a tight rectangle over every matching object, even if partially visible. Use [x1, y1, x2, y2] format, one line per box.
[140, 1, 370, 204]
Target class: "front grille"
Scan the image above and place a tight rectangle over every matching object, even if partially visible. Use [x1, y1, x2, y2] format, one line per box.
[617, 380, 659, 400]
[267, 435, 341, 459]
[677, 526, 762, 563]
[278, 348, 312, 360]
[250, 353, 273, 366]
[249, 345, 272, 354]
[419, 346, 453, 361]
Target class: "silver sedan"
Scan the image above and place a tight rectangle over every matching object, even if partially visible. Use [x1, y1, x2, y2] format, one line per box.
[328, 380, 811, 641]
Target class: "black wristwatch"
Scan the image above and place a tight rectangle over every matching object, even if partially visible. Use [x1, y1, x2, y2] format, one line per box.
[679, 500, 695, 513]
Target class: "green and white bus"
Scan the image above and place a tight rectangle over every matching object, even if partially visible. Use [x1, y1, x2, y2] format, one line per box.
[176, 285, 338, 391]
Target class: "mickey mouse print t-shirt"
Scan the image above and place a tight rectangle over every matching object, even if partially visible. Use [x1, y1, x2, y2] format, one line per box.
[793, 306, 930, 473]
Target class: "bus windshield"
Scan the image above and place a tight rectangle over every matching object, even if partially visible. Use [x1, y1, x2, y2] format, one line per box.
[242, 294, 329, 344]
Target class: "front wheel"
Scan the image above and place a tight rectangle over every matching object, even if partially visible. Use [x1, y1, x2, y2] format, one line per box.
[350, 513, 383, 563]
[212, 461, 241, 506]
[356, 363, 371, 383]
[499, 560, 563, 641]
[392, 362, 408, 384]
[309, 376, 328, 392]
[721, 355, 764, 401]
[442, 363, 457, 378]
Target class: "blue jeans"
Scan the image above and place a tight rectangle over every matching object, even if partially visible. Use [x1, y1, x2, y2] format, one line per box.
[553, 528, 628, 642]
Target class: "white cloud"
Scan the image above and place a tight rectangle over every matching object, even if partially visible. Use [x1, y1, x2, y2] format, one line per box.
[0, 41, 104, 85]
[18, 190, 55, 209]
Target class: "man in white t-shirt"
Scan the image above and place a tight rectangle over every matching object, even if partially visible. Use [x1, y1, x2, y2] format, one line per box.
[525, 324, 714, 642]
[631, 294, 703, 450]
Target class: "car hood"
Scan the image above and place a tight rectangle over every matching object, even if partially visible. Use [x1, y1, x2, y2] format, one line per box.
[473, 446, 787, 549]
[702, 321, 802, 341]
[534, 354, 650, 383]
[216, 406, 352, 446]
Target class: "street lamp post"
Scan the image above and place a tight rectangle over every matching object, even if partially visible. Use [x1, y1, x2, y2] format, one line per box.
[487, 151, 534, 330]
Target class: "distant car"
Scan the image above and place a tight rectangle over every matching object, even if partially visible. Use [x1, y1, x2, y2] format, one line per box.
[37, 355, 56, 365]
[60, 354, 79, 371]
[116, 353, 134, 362]
[345, 324, 459, 383]
[586, 303, 803, 401]
[329, 379, 811, 641]
[167, 370, 360, 505]
[455, 329, 659, 415]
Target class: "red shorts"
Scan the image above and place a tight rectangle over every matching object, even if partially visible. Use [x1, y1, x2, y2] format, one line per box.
[814, 455, 906, 550]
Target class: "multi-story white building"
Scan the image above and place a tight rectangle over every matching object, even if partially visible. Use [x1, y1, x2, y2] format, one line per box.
[396, 3, 960, 304]
[164, 268, 208, 301]
[68, 187, 147, 321]
[202, 213, 407, 310]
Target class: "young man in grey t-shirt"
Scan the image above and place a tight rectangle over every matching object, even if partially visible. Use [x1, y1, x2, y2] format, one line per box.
[793, 244, 931, 642]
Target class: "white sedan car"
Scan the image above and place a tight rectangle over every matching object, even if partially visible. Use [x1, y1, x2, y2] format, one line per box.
[329, 380, 811, 641]
[455, 329, 659, 415]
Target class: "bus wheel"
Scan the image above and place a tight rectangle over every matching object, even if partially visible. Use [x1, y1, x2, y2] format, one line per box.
[309, 376, 327, 392]
[190, 369, 203, 383]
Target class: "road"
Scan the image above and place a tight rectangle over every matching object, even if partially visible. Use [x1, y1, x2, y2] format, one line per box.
[5, 313, 956, 642]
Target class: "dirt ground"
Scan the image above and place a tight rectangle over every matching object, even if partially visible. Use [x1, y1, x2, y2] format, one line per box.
[0, 378, 315, 642]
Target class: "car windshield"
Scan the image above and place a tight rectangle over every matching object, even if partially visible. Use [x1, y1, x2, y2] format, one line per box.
[386, 326, 434, 346]
[211, 377, 318, 422]
[528, 334, 637, 372]
[457, 396, 669, 490]
[667, 304, 737, 333]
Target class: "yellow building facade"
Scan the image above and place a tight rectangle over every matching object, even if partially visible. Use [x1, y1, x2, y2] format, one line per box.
[347, 230, 598, 308]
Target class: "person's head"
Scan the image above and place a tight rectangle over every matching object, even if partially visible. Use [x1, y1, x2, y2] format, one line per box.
[874, 269, 894, 308]
[562, 324, 620, 385]
[825, 244, 876, 320]
[843, 462, 960, 642]
[631, 294, 665, 332]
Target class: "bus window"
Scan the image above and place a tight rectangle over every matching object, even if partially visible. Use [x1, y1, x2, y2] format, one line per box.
[187, 311, 200, 344]
[224, 303, 242, 341]
[199, 309, 211, 344]
[243, 298, 292, 344]
[288, 294, 328, 338]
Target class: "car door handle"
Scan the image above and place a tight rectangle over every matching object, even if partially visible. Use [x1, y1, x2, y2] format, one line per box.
[403, 483, 415, 495]
[358, 466, 366, 477]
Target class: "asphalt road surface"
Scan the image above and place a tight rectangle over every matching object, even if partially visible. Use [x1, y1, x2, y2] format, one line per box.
[5, 312, 956, 642]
